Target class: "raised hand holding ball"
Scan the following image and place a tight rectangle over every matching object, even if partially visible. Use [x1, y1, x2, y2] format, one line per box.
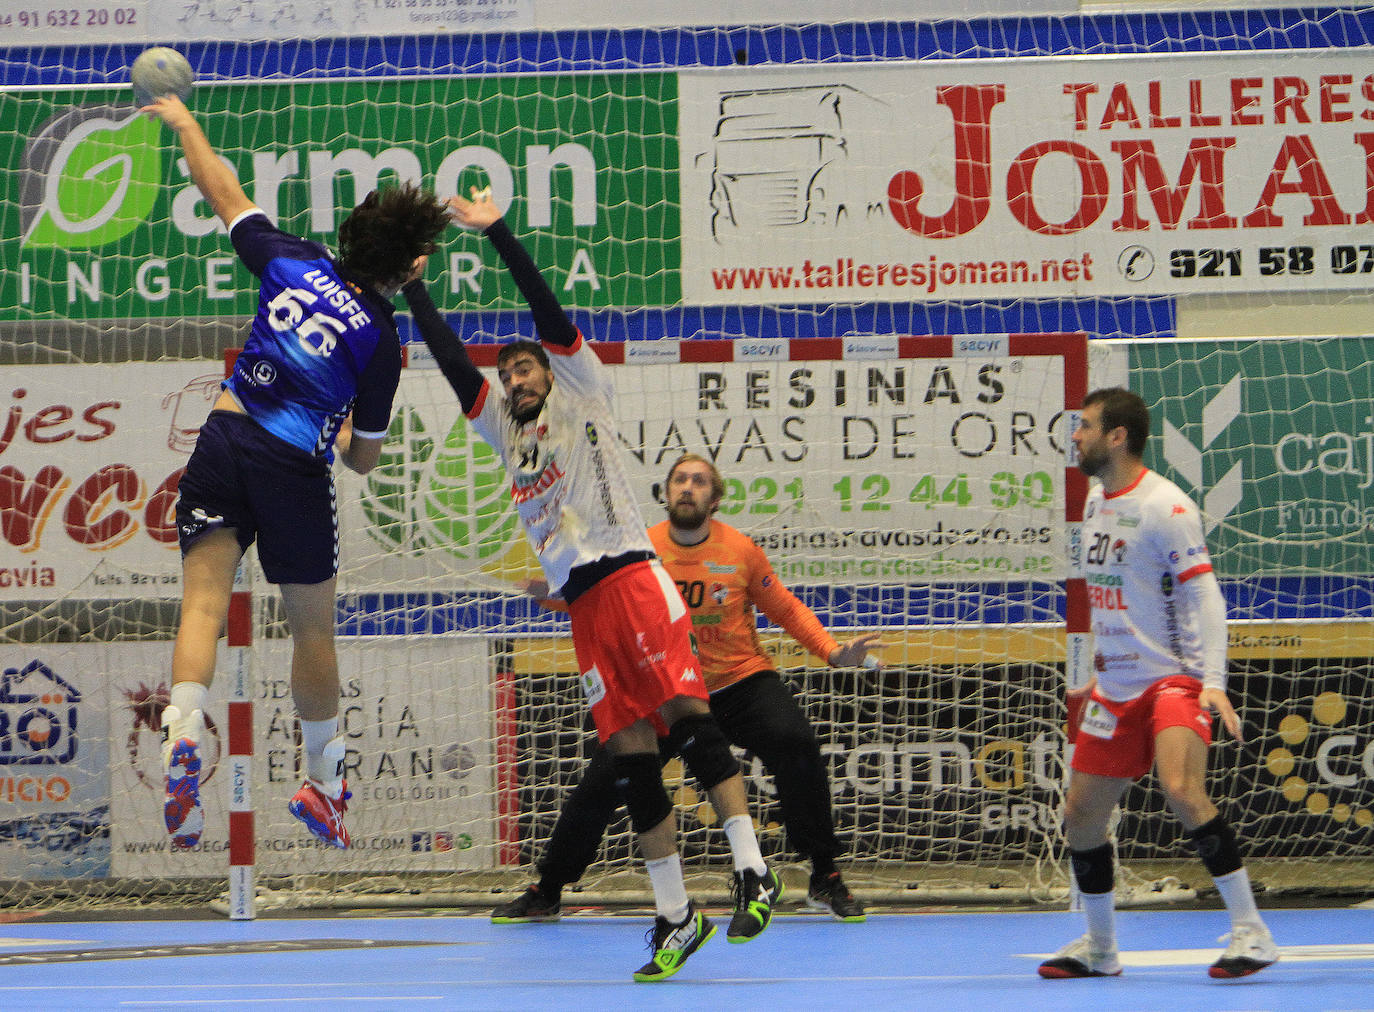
[131, 47, 195, 107]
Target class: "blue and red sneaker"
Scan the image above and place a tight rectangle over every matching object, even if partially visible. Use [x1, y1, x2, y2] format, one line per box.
[161, 706, 205, 850]
[289, 780, 351, 849]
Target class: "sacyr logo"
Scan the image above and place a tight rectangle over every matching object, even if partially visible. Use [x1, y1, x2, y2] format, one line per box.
[1263, 690, 1373, 831]
[20, 105, 163, 249]
[1161, 374, 1243, 534]
[361, 410, 518, 560]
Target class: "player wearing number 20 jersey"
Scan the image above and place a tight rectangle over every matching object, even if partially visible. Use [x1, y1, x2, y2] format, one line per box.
[1079, 467, 1225, 704]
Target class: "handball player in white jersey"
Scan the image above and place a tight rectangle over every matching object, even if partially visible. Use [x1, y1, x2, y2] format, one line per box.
[1039, 387, 1278, 980]
[405, 188, 780, 982]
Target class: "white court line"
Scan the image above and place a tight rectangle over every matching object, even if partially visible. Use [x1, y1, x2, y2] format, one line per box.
[0, 937, 97, 948]
[1019, 943, 1374, 966]
[119, 999, 446, 1007]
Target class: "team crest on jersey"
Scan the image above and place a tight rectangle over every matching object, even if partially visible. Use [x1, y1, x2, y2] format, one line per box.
[710, 582, 728, 604]
[251, 360, 276, 385]
[1112, 538, 1127, 562]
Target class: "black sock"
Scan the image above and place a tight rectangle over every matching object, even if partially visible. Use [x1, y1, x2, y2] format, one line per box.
[811, 857, 837, 881]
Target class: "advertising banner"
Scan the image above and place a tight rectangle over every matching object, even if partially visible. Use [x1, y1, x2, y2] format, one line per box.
[508, 626, 1374, 866]
[678, 51, 1374, 303]
[346, 342, 1074, 591]
[12, 49, 1374, 321]
[0, 0, 533, 45]
[0, 648, 112, 879]
[100, 635, 495, 877]
[0, 363, 217, 602]
[1133, 335, 1374, 576]
[3, 74, 677, 321]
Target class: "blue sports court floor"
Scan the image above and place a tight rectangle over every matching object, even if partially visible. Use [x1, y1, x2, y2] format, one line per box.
[0, 905, 1368, 1010]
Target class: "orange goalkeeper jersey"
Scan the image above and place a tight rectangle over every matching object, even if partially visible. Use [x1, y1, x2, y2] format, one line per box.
[649, 519, 838, 694]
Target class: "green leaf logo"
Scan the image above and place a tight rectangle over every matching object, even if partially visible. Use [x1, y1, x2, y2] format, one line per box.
[21, 105, 163, 249]
[422, 418, 517, 560]
[361, 409, 517, 561]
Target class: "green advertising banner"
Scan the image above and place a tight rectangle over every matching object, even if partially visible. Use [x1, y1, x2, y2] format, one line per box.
[1134, 336, 1374, 577]
[2, 73, 679, 320]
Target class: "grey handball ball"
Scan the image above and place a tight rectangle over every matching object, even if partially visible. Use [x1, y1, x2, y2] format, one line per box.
[130, 47, 195, 106]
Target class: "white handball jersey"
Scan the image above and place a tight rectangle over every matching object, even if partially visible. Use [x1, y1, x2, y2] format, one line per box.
[1081, 468, 1217, 702]
[468, 335, 653, 594]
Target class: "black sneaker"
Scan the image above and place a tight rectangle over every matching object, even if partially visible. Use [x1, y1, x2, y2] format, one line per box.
[633, 903, 716, 982]
[490, 884, 561, 924]
[727, 865, 783, 942]
[806, 871, 866, 922]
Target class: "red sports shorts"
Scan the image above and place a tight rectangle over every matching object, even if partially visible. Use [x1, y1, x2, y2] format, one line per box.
[568, 559, 706, 742]
[1070, 674, 1213, 780]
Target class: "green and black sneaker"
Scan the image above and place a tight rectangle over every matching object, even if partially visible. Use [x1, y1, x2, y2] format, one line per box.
[633, 903, 716, 982]
[727, 865, 783, 942]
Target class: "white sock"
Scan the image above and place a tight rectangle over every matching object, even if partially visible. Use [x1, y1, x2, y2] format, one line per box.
[1081, 891, 1117, 951]
[722, 814, 766, 875]
[1213, 867, 1262, 928]
[301, 719, 344, 796]
[168, 682, 209, 729]
[645, 853, 691, 922]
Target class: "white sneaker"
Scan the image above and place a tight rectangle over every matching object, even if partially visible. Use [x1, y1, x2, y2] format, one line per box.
[1038, 933, 1122, 978]
[1209, 921, 1278, 979]
[161, 705, 206, 850]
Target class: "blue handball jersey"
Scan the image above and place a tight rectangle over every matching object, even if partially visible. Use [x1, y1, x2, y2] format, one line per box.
[224, 210, 402, 459]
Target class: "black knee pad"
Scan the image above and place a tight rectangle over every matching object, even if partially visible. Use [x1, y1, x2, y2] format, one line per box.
[672, 713, 739, 793]
[1188, 813, 1243, 878]
[612, 752, 674, 836]
[1070, 842, 1115, 895]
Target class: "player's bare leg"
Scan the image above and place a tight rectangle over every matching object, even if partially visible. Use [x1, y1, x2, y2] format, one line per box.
[280, 579, 351, 847]
[1156, 726, 1278, 978]
[163, 528, 240, 849]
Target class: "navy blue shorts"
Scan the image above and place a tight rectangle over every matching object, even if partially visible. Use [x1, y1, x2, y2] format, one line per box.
[175, 411, 338, 585]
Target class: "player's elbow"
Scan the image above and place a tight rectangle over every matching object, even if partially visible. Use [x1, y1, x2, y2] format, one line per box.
[342, 436, 384, 475]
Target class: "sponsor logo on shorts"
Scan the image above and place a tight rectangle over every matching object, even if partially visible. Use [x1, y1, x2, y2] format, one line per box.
[579, 665, 606, 707]
[1079, 700, 1119, 739]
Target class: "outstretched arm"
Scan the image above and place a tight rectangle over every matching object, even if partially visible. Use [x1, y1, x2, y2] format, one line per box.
[143, 95, 253, 227]
[446, 188, 579, 347]
[402, 279, 484, 415]
[749, 554, 885, 668]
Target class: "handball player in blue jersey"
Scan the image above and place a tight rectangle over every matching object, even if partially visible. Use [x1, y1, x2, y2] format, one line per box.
[143, 95, 449, 851]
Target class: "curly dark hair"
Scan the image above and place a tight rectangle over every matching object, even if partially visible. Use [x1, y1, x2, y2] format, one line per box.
[337, 181, 448, 289]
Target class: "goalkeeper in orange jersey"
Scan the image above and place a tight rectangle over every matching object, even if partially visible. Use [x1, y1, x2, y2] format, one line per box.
[496, 452, 883, 925]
